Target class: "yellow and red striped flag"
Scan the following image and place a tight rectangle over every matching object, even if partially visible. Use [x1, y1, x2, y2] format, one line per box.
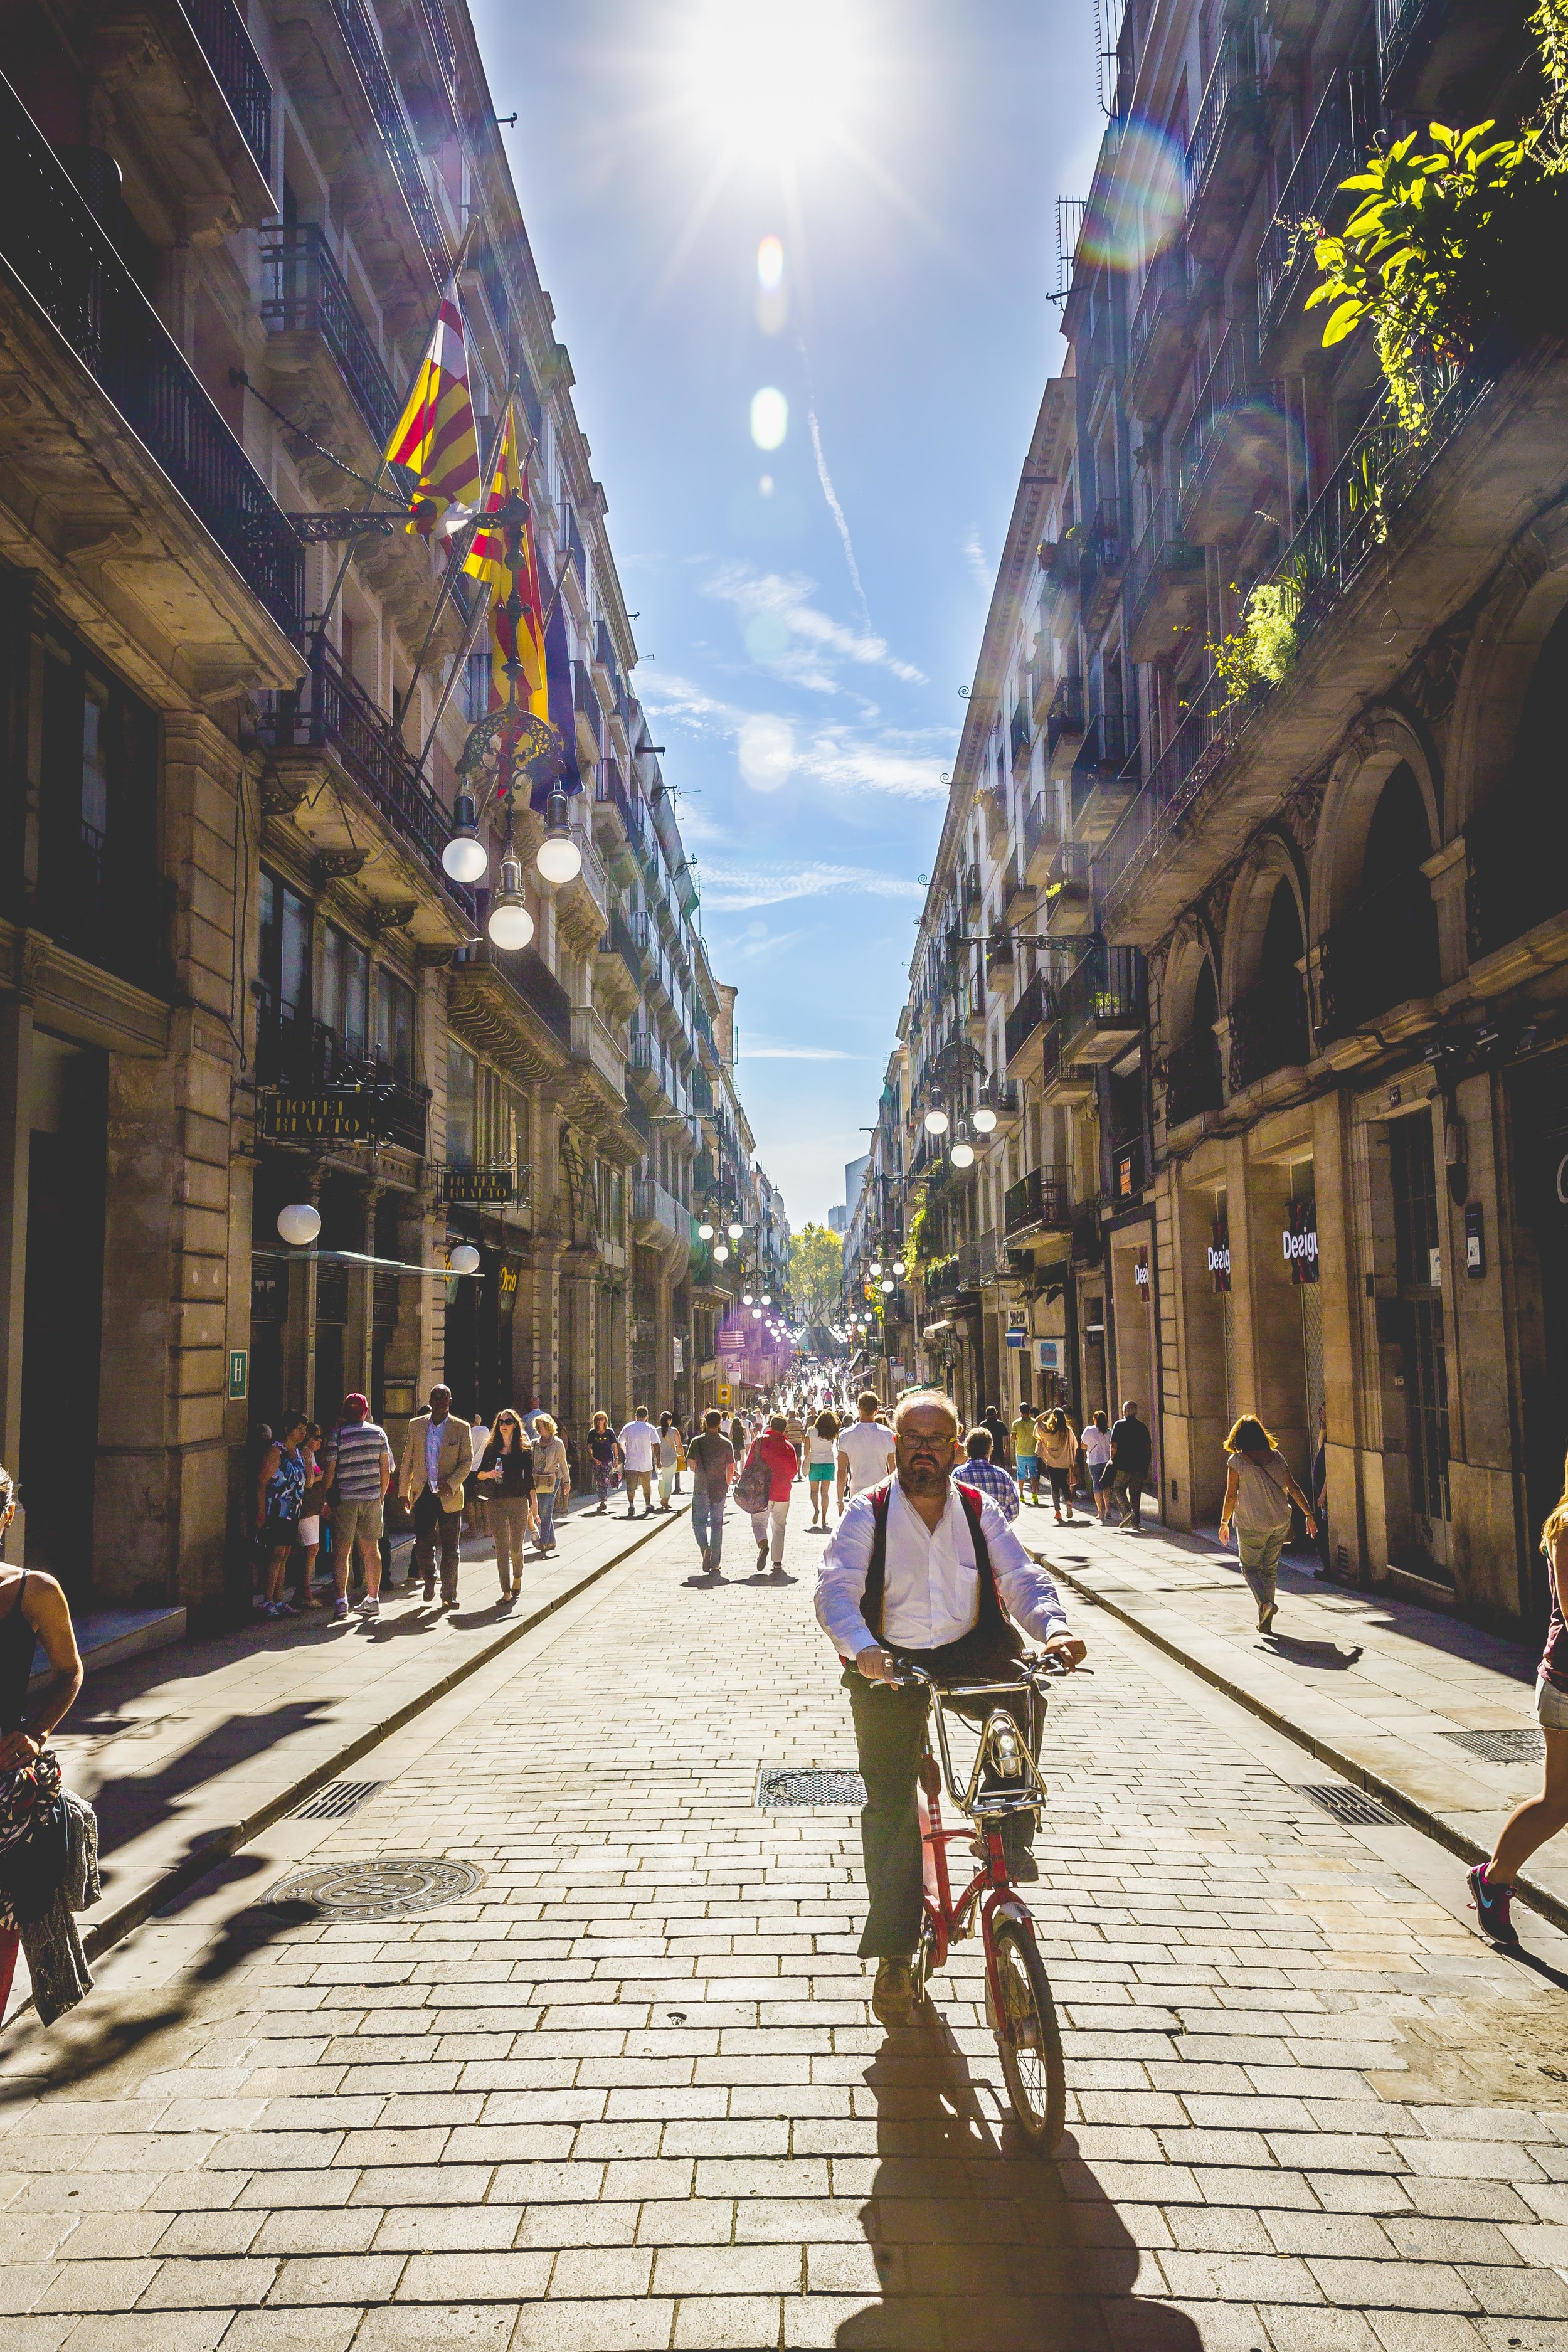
[384, 278, 482, 534]
[462, 400, 548, 716]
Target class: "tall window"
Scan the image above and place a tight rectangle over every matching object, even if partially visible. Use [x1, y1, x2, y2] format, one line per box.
[320, 924, 369, 1060]
[259, 870, 310, 1023]
[38, 630, 158, 981]
[375, 967, 415, 1083]
[447, 1041, 477, 1167]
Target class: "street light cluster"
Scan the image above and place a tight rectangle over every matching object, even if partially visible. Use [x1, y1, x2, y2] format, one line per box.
[442, 785, 585, 955]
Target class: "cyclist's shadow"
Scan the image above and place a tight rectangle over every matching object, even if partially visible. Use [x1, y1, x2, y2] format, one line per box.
[836, 2006, 1201, 2350]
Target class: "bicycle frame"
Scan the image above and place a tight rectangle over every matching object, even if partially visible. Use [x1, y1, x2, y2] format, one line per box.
[896, 1662, 1054, 2040]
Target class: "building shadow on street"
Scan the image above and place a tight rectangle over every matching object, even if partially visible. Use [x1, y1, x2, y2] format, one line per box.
[838, 2008, 1201, 2351]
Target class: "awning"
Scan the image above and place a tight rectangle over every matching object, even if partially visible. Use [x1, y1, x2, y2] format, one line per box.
[922, 1320, 953, 1338]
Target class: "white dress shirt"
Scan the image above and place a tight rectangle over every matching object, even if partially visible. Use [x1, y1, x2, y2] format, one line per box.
[815, 1477, 1069, 1658]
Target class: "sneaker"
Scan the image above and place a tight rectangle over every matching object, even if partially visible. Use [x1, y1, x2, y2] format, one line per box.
[276, 1597, 301, 1616]
[1468, 1862, 1518, 1946]
[359, 1594, 380, 1619]
[333, 1597, 349, 1621]
[871, 1958, 921, 2025]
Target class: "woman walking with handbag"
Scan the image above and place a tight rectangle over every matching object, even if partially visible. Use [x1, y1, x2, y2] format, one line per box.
[476, 1409, 536, 1602]
[531, 1415, 569, 1556]
[1036, 1408, 1079, 1525]
[657, 1413, 682, 1511]
[1219, 1416, 1316, 1632]
[587, 1412, 618, 1513]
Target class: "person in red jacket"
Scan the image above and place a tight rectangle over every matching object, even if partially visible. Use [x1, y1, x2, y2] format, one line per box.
[744, 1414, 800, 1574]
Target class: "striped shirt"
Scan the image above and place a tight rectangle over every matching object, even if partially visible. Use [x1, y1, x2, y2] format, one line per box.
[955, 1460, 1021, 1523]
[325, 1419, 391, 1501]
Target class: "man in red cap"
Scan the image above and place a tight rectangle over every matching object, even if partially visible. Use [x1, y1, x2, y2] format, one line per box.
[320, 1394, 395, 1623]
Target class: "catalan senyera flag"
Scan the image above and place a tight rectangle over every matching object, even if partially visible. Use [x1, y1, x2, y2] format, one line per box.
[462, 400, 548, 717]
[384, 278, 482, 534]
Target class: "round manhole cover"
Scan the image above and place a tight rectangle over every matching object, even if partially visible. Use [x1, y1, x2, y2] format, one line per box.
[268, 1857, 484, 1919]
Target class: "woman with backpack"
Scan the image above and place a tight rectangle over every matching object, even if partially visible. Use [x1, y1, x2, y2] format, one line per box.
[737, 1413, 800, 1572]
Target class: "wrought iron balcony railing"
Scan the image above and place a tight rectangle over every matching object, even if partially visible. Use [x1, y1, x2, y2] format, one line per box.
[253, 642, 460, 888]
[327, 0, 453, 285]
[254, 994, 430, 1150]
[1177, 314, 1261, 517]
[260, 225, 399, 448]
[1079, 494, 1132, 619]
[1057, 943, 1145, 1049]
[1187, 19, 1266, 214]
[1046, 677, 1086, 755]
[1127, 238, 1189, 391]
[1229, 967, 1311, 1090]
[1004, 972, 1046, 1066]
[1, 73, 302, 640]
[1257, 73, 1362, 351]
[186, 0, 273, 173]
[1125, 490, 1205, 650]
[1004, 1167, 1073, 1237]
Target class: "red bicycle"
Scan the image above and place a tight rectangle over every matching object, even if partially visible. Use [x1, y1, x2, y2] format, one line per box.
[881, 1653, 1074, 2150]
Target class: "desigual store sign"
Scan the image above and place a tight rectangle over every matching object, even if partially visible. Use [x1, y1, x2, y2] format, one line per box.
[1283, 1197, 1319, 1285]
[1209, 1215, 1231, 1293]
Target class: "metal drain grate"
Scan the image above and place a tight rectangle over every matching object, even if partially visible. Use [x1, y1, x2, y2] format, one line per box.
[756, 1766, 867, 1808]
[292, 1779, 383, 1821]
[1298, 1783, 1401, 1827]
[1439, 1727, 1545, 1764]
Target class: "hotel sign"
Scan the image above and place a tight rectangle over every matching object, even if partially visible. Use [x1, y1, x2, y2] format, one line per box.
[260, 1088, 375, 1143]
[442, 1167, 519, 1203]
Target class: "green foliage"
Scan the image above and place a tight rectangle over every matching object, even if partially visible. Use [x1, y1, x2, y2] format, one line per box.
[1308, 1, 1568, 421]
[1206, 574, 1305, 707]
[788, 1222, 843, 1325]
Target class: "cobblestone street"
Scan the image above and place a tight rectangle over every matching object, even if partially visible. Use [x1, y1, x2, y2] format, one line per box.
[4, 1508, 1568, 2351]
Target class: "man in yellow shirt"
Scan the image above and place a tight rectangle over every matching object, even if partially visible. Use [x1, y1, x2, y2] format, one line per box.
[1010, 1407, 1041, 1507]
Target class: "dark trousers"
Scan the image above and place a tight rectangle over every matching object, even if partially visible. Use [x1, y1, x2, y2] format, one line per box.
[846, 1670, 1037, 1961]
[1113, 1470, 1146, 1523]
[412, 1488, 462, 1601]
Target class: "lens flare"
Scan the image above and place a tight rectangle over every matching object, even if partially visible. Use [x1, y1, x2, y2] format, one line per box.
[681, 0, 862, 163]
[757, 235, 784, 290]
[750, 386, 788, 449]
[739, 713, 793, 790]
[1074, 115, 1188, 274]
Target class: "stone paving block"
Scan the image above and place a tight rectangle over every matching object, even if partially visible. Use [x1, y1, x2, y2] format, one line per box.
[670, 2295, 785, 2349]
[354, 2307, 522, 2351]
[511, 2301, 675, 2350]
[154, 2214, 267, 2259]
[32, 2262, 162, 2315]
[215, 2311, 365, 2352]
[1156, 2250, 1324, 2302]
[60, 2316, 231, 2352]
[394, 2250, 553, 2300]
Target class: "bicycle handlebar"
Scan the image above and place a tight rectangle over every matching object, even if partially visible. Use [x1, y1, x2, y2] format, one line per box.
[876, 1651, 1086, 1693]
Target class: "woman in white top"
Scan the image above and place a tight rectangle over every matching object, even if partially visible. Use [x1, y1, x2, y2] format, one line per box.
[1219, 1415, 1317, 1632]
[805, 1412, 839, 1530]
[1081, 1409, 1114, 1523]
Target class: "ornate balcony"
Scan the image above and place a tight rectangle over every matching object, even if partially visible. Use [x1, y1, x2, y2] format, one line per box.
[1073, 713, 1139, 840]
[324, 0, 453, 284]
[1185, 21, 1268, 259]
[1003, 972, 1047, 1073]
[1229, 968, 1311, 1091]
[1046, 677, 1086, 777]
[1056, 943, 1145, 1065]
[1177, 314, 1277, 544]
[1126, 491, 1207, 664]
[1039, 1022, 1096, 1106]
[1079, 495, 1132, 635]
[1042, 841, 1095, 935]
[1004, 1168, 1073, 1239]
[1023, 795, 1061, 887]
[255, 990, 430, 1153]
[1257, 75, 1363, 369]
[261, 225, 400, 450]
[1126, 240, 1195, 423]
[1, 75, 302, 644]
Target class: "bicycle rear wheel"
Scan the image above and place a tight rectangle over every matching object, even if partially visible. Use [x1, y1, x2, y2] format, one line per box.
[992, 1917, 1066, 2151]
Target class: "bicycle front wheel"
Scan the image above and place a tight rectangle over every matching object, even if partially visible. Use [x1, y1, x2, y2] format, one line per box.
[992, 1917, 1066, 2152]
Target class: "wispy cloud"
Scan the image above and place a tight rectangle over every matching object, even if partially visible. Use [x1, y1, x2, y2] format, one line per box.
[701, 564, 924, 687]
[963, 526, 991, 596]
[740, 1044, 859, 1061]
[699, 860, 927, 911]
[638, 672, 949, 800]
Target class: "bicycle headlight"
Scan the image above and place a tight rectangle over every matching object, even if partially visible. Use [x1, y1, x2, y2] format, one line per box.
[988, 1720, 1025, 1779]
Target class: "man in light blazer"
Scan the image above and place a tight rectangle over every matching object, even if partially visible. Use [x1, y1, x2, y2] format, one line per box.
[399, 1383, 473, 1608]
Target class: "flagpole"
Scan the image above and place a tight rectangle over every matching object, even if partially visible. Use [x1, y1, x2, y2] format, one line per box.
[410, 557, 567, 798]
[310, 218, 482, 654]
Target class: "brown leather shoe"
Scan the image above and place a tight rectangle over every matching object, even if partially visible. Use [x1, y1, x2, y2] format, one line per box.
[871, 1958, 920, 2025]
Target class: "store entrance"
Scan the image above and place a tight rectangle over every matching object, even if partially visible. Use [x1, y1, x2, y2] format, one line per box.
[22, 1032, 107, 1599]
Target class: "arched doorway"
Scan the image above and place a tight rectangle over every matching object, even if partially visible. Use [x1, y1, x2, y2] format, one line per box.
[1231, 878, 1309, 1089]
[1165, 956, 1222, 1124]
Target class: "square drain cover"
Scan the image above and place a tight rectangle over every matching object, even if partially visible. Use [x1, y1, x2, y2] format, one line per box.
[1439, 1728, 1545, 1764]
[756, 1767, 866, 1808]
[1298, 1783, 1400, 1826]
[292, 1779, 383, 1820]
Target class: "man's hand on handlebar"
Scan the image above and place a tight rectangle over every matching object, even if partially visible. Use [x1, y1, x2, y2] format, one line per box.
[1040, 1631, 1088, 1670]
[855, 1645, 898, 1683]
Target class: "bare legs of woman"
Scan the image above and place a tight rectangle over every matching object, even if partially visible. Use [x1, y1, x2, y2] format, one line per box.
[1470, 1729, 1568, 1945]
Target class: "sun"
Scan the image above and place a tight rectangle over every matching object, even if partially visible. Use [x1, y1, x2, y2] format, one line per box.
[679, 0, 864, 163]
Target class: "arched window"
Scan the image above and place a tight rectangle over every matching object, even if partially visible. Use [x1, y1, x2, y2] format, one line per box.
[1321, 762, 1439, 1034]
[1466, 601, 1568, 956]
[1231, 879, 1309, 1088]
[1165, 956, 1222, 1123]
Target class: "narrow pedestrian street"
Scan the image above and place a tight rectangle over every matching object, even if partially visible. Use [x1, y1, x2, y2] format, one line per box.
[1, 1509, 1565, 2351]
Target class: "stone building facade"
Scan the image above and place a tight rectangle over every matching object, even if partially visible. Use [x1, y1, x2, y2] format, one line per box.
[0, 0, 773, 1621]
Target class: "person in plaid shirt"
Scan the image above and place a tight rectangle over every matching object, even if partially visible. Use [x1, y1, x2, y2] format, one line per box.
[955, 1426, 1020, 1523]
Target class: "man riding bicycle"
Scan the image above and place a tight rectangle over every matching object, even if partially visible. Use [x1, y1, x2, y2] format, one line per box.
[815, 1389, 1086, 2024]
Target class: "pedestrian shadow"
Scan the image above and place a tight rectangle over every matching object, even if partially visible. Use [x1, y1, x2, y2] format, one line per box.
[738, 1570, 798, 1586]
[682, 1572, 729, 1589]
[1262, 1633, 1365, 1670]
[837, 2007, 1200, 2350]
[84, 1698, 337, 1863]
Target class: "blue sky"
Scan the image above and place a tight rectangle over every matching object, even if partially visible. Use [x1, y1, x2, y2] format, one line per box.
[470, 0, 1101, 1225]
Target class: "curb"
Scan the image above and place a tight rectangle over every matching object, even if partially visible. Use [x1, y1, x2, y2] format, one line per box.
[1045, 1556, 1568, 1944]
[70, 1504, 689, 1976]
